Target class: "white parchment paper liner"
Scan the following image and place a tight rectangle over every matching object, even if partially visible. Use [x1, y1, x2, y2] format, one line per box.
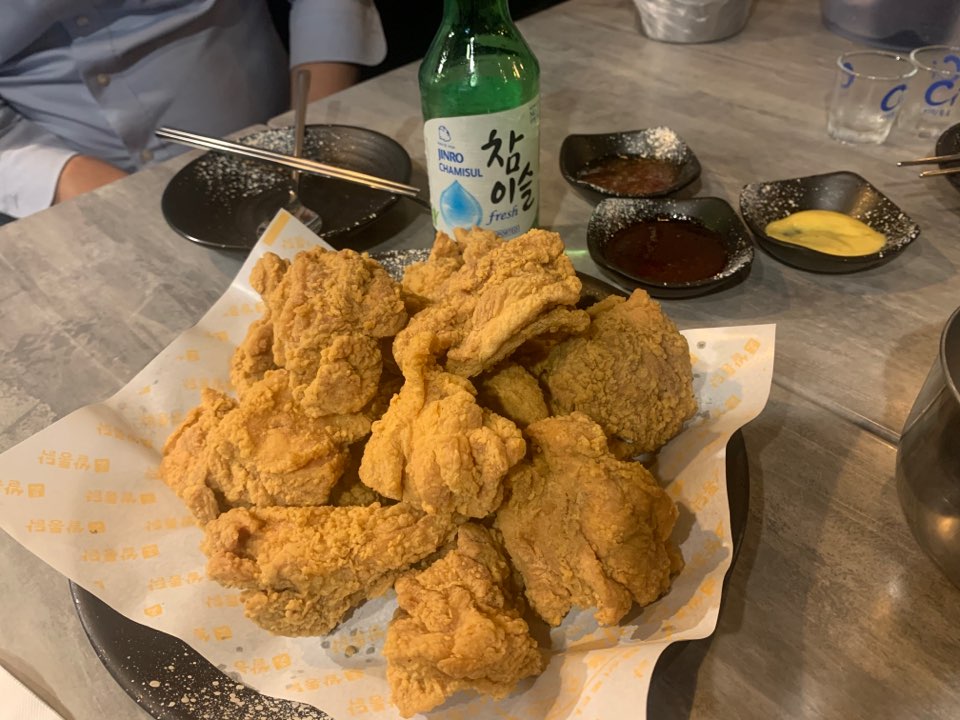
[0, 211, 774, 719]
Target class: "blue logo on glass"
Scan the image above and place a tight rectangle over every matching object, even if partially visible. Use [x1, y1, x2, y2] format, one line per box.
[439, 181, 482, 229]
[439, 125, 452, 142]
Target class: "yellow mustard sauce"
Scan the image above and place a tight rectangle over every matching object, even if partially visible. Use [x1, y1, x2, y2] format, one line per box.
[764, 210, 886, 256]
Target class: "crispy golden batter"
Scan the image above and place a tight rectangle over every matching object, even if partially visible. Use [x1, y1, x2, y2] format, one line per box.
[401, 227, 503, 313]
[229, 252, 289, 395]
[202, 503, 460, 636]
[496, 413, 682, 626]
[203, 369, 368, 509]
[360, 333, 526, 518]
[229, 317, 276, 397]
[536, 290, 697, 454]
[159, 388, 237, 524]
[385, 524, 543, 717]
[232, 247, 407, 416]
[393, 228, 588, 378]
[476, 364, 549, 428]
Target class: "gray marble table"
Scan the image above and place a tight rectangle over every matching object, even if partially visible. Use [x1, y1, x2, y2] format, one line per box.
[2, 0, 959, 718]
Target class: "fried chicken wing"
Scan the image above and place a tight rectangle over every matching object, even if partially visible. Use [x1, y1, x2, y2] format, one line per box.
[496, 413, 682, 626]
[394, 228, 588, 379]
[536, 290, 697, 454]
[360, 333, 526, 518]
[475, 364, 549, 428]
[202, 503, 460, 636]
[384, 523, 543, 717]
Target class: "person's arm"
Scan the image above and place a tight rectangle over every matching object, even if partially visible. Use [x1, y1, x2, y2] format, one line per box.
[287, 0, 387, 103]
[0, 99, 74, 217]
[0, 98, 127, 217]
[53, 155, 128, 204]
[291, 61, 360, 104]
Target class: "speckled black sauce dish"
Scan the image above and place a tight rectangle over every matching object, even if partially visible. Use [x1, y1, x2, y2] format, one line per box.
[935, 123, 960, 194]
[739, 171, 921, 274]
[162, 124, 412, 250]
[587, 197, 754, 299]
[559, 127, 701, 202]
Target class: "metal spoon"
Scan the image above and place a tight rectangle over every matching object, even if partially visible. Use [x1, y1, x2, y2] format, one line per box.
[284, 69, 322, 232]
[256, 69, 322, 237]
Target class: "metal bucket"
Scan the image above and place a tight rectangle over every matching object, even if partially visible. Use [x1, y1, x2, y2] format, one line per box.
[897, 304, 960, 588]
[634, 0, 754, 44]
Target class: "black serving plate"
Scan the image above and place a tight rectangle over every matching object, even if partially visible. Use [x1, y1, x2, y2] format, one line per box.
[935, 123, 960, 194]
[739, 171, 921, 274]
[559, 127, 701, 202]
[587, 196, 754, 299]
[161, 125, 412, 250]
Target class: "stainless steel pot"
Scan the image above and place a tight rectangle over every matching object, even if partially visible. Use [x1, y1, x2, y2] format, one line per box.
[634, 0, 753, 44]
[897, 304, 960, 588]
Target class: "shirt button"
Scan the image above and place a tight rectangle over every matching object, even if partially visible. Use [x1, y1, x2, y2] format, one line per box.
[140, 149, 154, 163]
[76, 16, 90, 28]
[96, 73, 110, 87]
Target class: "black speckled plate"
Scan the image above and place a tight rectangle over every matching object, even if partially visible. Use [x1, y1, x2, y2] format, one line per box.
[739, 171, 921, 274]
[934, 123, 960, 193]
[587, 196, 754, 299]
[559, 127, 701, 203]
[161, 125, 412, 251]
[70, 253, 751, 719]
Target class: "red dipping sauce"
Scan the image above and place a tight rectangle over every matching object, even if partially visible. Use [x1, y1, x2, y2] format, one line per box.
[604, 218, 728, 283]
[577, 156, 682, 196]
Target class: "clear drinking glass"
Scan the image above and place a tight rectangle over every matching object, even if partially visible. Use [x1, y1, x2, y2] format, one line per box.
[897, 45, 960, 139]
[827, 50, 917, 144]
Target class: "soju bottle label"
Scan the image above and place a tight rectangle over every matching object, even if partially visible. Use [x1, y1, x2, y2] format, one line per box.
[423, 96, 539, 240]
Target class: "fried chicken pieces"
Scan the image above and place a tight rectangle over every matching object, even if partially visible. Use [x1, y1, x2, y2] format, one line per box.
[394, 227, 590, 377]
[203, 503, 460, 636]
[161, 247, 406, 522]
[158, 227, 699, 715]
[536, 291, 698, 454]
[497, 413, 683, 626]
[359, 332, 526, 517]
[384, 524, 543, 717]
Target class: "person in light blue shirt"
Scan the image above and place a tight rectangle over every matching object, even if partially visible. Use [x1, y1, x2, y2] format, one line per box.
[0, 0, 386, 218]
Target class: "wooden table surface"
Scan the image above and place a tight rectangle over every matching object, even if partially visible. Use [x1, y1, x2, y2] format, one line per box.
[2, 1, 958, 718]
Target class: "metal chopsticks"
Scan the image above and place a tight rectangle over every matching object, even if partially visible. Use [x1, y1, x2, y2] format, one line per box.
[897, 152, 960, 178]
[156, 127, 422, 197]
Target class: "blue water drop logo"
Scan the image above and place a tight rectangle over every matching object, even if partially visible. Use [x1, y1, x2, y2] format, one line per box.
[439, 181, 482, 229]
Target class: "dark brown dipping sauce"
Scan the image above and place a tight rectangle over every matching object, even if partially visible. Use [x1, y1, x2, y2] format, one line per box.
[605, 219, 728, 283]
[577, 155, 682, 196]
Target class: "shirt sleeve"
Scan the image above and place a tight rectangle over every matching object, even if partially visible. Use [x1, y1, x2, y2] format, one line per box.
[0, 99, 78, 218]
[288, 0, 387, 68]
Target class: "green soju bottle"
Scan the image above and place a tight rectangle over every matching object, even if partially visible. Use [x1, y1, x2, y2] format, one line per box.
[418, 0, 540, 240]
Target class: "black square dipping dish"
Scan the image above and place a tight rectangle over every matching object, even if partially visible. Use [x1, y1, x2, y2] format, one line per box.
[739, 171, 920, 274]
[560, 127, 701, 202]
[586, 197, 754, 299]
